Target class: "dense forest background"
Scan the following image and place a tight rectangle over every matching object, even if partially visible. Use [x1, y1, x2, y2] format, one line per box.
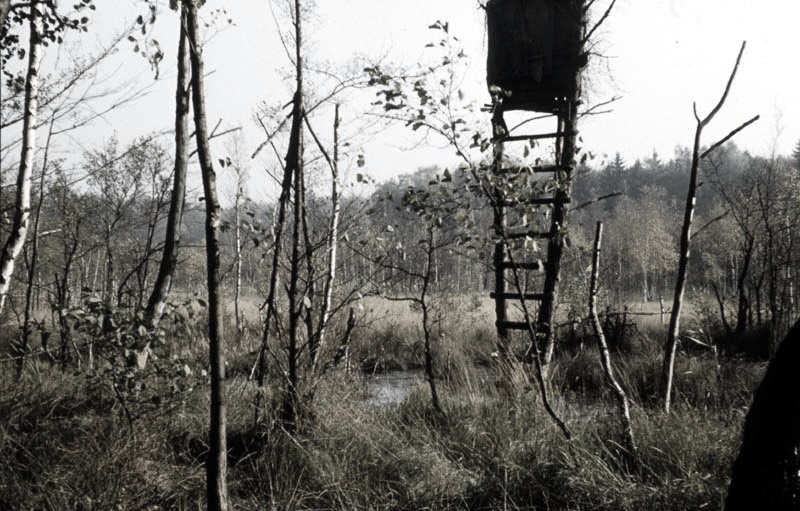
[4, 137, 798, 357]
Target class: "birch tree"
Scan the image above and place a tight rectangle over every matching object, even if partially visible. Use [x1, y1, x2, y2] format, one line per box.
[588, 221, 636, 455]
[252, 0, 355, 431]
[0, 0, 41, 315]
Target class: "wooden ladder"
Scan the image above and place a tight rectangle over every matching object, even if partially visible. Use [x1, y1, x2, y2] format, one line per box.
[490, 97, 579, 360]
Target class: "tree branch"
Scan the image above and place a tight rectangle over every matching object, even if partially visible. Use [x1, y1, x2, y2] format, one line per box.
[701, 41, 746, 127]
[701, 115, 760, 159]
[692, 210, 729, 239]
[583, 0, 617, 45]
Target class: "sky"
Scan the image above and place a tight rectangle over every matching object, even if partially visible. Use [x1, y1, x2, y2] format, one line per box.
[12, 0, 800, 195]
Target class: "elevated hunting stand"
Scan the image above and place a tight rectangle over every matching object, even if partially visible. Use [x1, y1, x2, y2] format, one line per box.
[486, 0, 587, 365]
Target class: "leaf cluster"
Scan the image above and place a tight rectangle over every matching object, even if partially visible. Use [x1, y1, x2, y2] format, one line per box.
[364, 20, 480, 165]
[65, 296, 206, 421]
[2, 0, 95, 86]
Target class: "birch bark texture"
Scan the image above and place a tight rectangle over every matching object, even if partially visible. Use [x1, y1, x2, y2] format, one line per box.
[0, 0, 41, 315]
[589, 221, 636, 455]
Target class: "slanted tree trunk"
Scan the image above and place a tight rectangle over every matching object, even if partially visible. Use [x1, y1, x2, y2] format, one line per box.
[725, 316, 800, 510]
[662, 41, 758, 413]
[589, 222, 636, 455]
[0, 0, 41, 316]
[184, 1, 228, 509]
[146, 4, 190, 327]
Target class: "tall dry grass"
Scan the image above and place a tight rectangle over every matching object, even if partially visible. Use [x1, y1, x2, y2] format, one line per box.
[0, 294, 762, 510]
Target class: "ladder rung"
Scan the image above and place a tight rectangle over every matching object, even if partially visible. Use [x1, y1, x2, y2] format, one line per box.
[505, 230, 552, 240]
[499, 261, 543, 271]
[500, 197, 571, 207]
[490, 292, 547, 301]
[496, 131, 578, 143]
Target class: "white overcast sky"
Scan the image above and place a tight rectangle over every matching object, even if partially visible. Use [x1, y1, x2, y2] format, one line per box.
[47, 0, 800, 189]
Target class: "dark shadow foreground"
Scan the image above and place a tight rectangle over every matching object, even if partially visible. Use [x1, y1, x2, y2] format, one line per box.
[726, 318, 800, 510]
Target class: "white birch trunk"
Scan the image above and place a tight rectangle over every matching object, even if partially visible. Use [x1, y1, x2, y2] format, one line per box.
[312, 105, 342, 373]
[0, 1, 41, 315]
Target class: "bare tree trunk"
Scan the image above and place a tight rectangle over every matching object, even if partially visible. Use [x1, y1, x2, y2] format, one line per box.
[285, 112, 304, 430]
[184, 2, 228, 509]
[146, 4, 190, 326]
[421, 226, 442, 414]
[104, 239, 114, 303]
[663, 41, 758, 413]
[712, 283, 732, 334]
[736, 236, 755, 334]
[18, 116, 55, 377]
[300, 157, 315, 360]
[308, 104, 341, 374]
[253, 149, 293, 390]
[279, 0, 307, 432]
[233, 183, 243, 336]
[0, 0, 41, 316]
[589, 222, 637, 455]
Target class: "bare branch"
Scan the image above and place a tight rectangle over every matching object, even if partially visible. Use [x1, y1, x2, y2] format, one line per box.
[570, 191, 622, 212]
[701, 114, 760, 159]
[701, 41, 746, 127]
[693, 210, 729, 239]
[583, 0, 617, 45]
[579, 95, 622, 118]
[507, 112, 558, 134]
[250, 111, 291, 159]
[302, 112, 335, 173]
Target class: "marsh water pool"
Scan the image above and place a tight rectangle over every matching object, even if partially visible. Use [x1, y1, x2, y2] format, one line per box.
[361, 370, 424, 406]
[360, 366, 497, 407]
[359, 367, 609, 424]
